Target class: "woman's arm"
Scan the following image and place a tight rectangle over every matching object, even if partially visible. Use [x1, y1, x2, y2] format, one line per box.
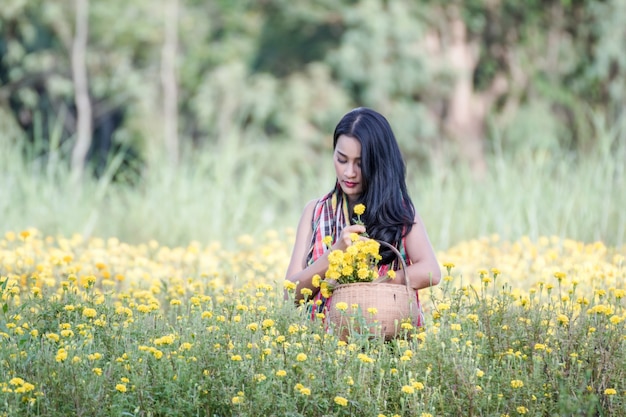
[284, 200, 326, 301]
[391, 212, 441, 290]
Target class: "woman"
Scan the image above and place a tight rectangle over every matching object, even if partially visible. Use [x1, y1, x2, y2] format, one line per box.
[285, 107, 441, 324]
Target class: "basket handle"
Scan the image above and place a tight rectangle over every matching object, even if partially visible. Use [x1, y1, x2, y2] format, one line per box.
[373, 240, 411, 289]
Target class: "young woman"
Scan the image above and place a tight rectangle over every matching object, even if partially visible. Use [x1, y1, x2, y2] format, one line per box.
[285, 107, 441, 324]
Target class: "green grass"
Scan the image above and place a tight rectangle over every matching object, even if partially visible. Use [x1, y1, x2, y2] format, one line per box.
[1, 118, 624, 250]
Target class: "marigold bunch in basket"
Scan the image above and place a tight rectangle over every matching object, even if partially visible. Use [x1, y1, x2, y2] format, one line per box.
[318, 204, 396, 296]
[321, 204, 419, 340]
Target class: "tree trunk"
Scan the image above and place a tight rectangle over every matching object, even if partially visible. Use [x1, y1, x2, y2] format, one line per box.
[71, 0, 92, 181]
[161, 0, 179, 166]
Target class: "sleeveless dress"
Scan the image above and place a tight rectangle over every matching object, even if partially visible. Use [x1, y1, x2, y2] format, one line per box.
[305, 186, 424, 327]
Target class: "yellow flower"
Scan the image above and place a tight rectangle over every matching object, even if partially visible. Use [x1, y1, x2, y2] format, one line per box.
[276, 370, 287, 377]
[353, 204, 366, 216]
[323, 236, 333, 247]
[516, 406, 528, 414]
[312, 274, 321, 288]
[296, 353, 307, 362]
[55, 348, 68, 362]
[334, 396, 349, 406]
[604, 388, 617, 395]
[411, 381, 425, 390]
[283, 281, 297, 291]
[511, 379, 524, 389]
[115, 384, 127, 393]
[92, 368, 103, 376]
[556, 314, 569, 326]
[335, 302, 348, 311]
[82, 308, 97, 319]
[401, 385, 414, 394]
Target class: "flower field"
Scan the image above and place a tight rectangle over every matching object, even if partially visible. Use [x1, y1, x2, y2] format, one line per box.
[1, 229, 625, 416]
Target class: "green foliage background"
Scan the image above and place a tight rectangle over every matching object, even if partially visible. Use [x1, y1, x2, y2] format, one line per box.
[1, 0, 625, 249]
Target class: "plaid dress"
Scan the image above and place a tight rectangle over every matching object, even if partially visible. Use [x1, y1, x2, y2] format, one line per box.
[306, 186, 423, 326]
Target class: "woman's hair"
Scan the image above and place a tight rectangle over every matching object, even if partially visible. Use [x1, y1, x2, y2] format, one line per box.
[333, 107, 416, 264]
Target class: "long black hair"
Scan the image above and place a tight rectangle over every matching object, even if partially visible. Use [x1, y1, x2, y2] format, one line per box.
[333, 107, 416, 265]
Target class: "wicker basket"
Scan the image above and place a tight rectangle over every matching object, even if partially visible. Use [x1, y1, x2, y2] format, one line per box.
[327, 241, 419, 341]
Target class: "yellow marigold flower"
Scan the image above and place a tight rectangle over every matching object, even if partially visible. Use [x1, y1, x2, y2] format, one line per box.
[350, 233, 360, 242]
[437, 303, 450, 311]
[92, 368, 103, 376]
[534, 343, 546, 351]
[387, 270, 396, 279]
[320, 284, 332, 298]
[312, 274, 321, 288]
[231, 355, 242, 361]
[9, 378, 25, 386]
[55, 348, 68, 362]
[262, 319, 274, 329]
[609, 315, 623, 325]
[15, 382, 35, 394]
[556, 314, 569, 325]
[276, 370, 287, 377]
[553, 271, 566, 282]
[442, 262, 455, 269]
[115, 384, 127, 393]
[296, 353, 307, 362]
[154, 334, 175, 346]
[353, 204, 366, 216]
[401, 322, 413, 330]
[412, 381, 425, 390]
[516, 406, 528, 414]
[300, 288, 313, 298]
[323, 236, 333, 247]
[511, 379, 524, 389]
[247, 323, 258, 331]
[334, 396, 349, 406]
[232, 396, 244, 404]
[283, 281, 297, 291]
[357, 267, 370, 279]
[367, 307, 378, 315]
[335, 302, 348, 311]
[401, 385, 415, 394]
[357, 353, 374, 364]
[604, 388, 617, 395]
[82, 308, 97, 319]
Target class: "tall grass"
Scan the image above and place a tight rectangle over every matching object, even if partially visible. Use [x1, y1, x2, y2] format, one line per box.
[1, 117, 624, 250]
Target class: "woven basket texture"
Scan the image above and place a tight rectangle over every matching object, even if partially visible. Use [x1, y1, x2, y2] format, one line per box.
[328, 282, 418, 341]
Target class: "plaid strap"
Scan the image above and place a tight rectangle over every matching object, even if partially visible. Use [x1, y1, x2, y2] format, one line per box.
[306, 185, 349, 266]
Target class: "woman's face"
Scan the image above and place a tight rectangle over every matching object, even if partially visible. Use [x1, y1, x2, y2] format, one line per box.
[334, 134, 363, 203]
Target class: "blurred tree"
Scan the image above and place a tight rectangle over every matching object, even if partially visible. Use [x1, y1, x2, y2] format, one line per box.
[70, 0, 92, 180]
[0, 0, 624, 179]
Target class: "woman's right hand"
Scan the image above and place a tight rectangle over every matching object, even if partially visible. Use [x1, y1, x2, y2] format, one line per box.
[332, 224, 367, 251]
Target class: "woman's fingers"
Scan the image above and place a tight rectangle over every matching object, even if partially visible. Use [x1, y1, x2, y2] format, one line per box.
[334, 225, 367, 250]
